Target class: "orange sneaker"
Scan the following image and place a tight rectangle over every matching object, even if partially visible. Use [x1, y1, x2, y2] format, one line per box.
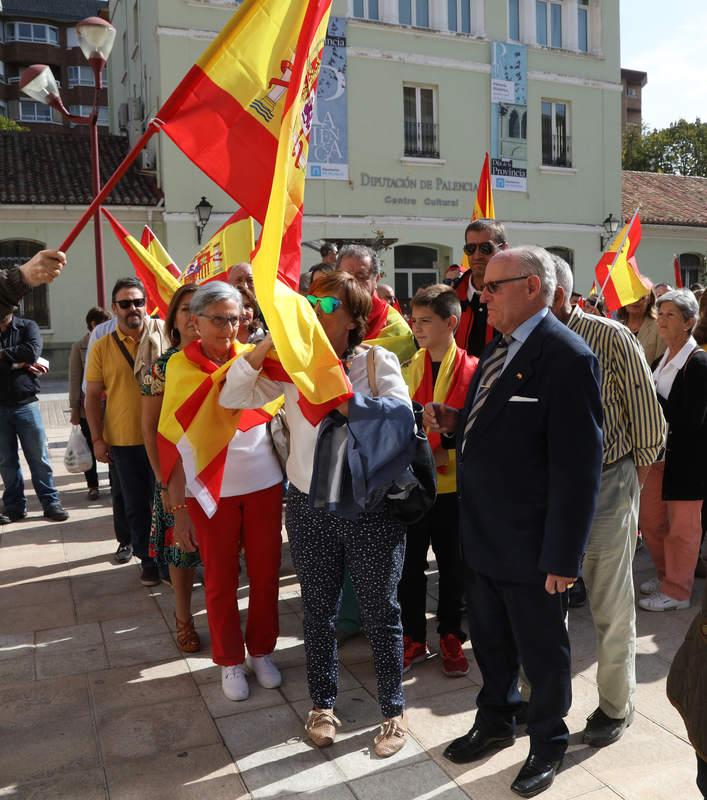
[439, 633, 469, 677]
[403, 635, 430, 674]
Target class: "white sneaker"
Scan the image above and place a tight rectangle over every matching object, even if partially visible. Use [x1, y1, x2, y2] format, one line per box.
[246, 653, 282, 689]
[638, 590, 690, 612]
[222, 665, 249, 701]
[639, 578, 660, 596]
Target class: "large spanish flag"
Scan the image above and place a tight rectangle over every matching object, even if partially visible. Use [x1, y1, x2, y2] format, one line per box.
[181, 209, 254, 285]
[140, 225, 180, 316]
[595, 211, 650, 312]
[461, 152, 496, 272]
[102, 209, 181, 318]
[364, 292, 417, 363]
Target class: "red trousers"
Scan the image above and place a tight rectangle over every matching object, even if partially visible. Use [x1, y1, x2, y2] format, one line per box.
[188, 482, 283, 666]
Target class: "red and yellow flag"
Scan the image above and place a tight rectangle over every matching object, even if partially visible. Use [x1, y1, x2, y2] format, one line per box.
[673, 256, 684, 289]
[595, 211, 650, 312]
[102, 209, 181, 318]
[364, 293, 416, 363]
[140, 226, 180, 315]
[461, 152, 496, 272]
[181, 209, 254, 286]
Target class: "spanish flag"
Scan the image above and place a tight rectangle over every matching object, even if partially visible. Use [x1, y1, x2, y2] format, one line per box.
[461, 152, 496, 272]
[102, 209, 181, 318]
[140, 225, 180, 316]
[404, 342, 477, 493]
[594, 211, 650, 312]
[181, 209, 254, 285]
[364, 292, 417, 363]
[673, 255, 684, 289]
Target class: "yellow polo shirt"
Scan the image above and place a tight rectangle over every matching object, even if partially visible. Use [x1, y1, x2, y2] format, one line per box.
[85, 330, 143, 446]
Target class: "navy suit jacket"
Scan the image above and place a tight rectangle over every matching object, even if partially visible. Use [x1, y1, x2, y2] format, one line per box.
[456, 312, 603, 584]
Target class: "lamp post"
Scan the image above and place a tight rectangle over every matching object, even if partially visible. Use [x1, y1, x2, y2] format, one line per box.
[600, 213, 621, 250]
[195, 196, 213, 245]
[20, 16, 116, 307]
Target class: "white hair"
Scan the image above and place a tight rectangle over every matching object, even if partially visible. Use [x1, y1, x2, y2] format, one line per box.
[190, 281, 242, 316]
[507, 246, 557, 304]
[657, 288, 699, 321]
[548, 252, 574, 299]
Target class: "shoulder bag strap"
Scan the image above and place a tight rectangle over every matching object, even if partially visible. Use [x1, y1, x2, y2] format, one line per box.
[111, 330, 135, 372]
[366, 346, 378, 398]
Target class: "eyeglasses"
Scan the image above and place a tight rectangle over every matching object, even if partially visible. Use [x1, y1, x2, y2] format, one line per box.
[463, 241, 498, 257]
[198, 313, 240, 329]
[306, 295, 342, 314]
[115, 297, 146, 310]
[483, 275, 529, 294]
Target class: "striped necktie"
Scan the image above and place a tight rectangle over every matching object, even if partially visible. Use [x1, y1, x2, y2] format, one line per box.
[462, 335, 512, 451]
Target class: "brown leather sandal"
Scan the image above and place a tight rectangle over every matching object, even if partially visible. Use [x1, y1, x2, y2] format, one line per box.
[175, 615, 201, 653]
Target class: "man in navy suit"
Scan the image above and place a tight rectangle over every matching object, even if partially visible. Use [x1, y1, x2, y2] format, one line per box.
[425, 246, 603, 797]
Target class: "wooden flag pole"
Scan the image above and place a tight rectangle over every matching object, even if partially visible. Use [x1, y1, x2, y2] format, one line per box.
[595, 206, 640, 306]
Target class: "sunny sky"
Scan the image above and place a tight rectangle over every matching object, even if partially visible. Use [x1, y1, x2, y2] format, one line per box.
[620, 0, 707, 130]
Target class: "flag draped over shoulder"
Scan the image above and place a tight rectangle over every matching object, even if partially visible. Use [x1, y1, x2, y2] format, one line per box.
[595, 212, 650, 312]
[157, 340, 280, 517]
[404, 342, 477, 493]
[102, 209, 181, 318]
[364, 293, 417, 363]
[181, 209, 254, 285]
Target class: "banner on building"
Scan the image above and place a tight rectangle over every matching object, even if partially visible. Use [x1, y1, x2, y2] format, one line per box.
[490, 42, 528, 193]
[307, 15, 348, 180]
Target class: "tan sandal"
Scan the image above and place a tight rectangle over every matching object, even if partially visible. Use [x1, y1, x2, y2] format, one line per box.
[175, 615, 201, 653]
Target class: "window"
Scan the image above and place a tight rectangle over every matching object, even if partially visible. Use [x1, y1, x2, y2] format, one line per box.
[0, 61, 5, 84]
[19, 100, 53, 123]
[448, 0, 471, 33]
[67, 28, 79, 48]
[69, 105, 109, 126]
[399, 0, 429, 27]
[403, 85, 439, 158]
[536, 1, 562, 48]
[541, 100, 571, 167]
[546, 246, 574, 269]
[508, 0, 520, 40]
[67, 65, 108, 88]
[352, 0, 379, 19]
[626, 86, 637, 97]
[394, 246, 439, 303]
[578, 0, 589, 52]
[0, 241, 50, 329]
[0, 100, 7, 117]
[5, 21, 59, 45]
[679, 253, 704, 288]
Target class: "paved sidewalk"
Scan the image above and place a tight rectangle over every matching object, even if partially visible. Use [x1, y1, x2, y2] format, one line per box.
[0, 404, 703, 799]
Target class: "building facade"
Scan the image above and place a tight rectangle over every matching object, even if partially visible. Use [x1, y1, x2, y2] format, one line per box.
[620, 67, 647, 129]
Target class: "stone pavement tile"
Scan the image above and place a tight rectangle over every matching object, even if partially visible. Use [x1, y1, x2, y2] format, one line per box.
[0, 767, 108, 800]
[0, 577, 72, 610]
[199, 676, 286, 718]
[185, 653, 221, 685]
[0, 654, 34, 685]
[269, 611, 307, 668]
[98, 695, 221, 762]
[404, 686, 478, 752]
[0, 713, 99, 785]
[337, 634, 381, 667]
[0, 543, 66, 569]
[101, 613, 170, 643]
[105, 743, 249, 800]
[279, 661, 361, 703]
[36, 643, 109, 680]
[35, 621, 103, 653]
[74, 591, 159, 624]
[71, 566, 147, 601]
[218, 704, 303, 758]
[0, 631, 34, 662]
[89, 659, 198, 715]
[236, 740, 346, 799]
[633, 651, 690, 740]
[349, 759, 468, 800]
[104, 632, 181, 668]
[0, 599, 76, 636]
[277, 786, 355, 800]
[0, 674, 89, 732]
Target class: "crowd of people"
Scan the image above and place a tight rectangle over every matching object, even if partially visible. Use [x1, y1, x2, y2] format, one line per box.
[1, 228, 706, 797]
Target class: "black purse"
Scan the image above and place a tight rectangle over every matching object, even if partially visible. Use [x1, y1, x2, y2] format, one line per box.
[366, 349, 437, 526]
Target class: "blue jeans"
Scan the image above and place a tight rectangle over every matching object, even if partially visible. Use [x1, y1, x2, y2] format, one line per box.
[0, 401, 60, 514]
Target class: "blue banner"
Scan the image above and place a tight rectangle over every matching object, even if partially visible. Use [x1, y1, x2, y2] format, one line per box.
[490, 41, 528, 193]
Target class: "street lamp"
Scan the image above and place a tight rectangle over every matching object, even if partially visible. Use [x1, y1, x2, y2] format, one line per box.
[195, 196, 213, 244]
[20, 16, 116, 307]
[600, 213, 621, 250]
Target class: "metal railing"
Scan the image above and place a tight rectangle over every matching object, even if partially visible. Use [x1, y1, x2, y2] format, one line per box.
[542, 133, 572, 168]
[404, 120, 440, 159]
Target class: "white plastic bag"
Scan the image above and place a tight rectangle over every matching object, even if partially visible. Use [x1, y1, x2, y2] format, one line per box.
[64, 425, 93, 473]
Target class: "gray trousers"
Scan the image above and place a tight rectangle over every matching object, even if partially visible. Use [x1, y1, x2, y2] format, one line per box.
[583, 455, 639, 719]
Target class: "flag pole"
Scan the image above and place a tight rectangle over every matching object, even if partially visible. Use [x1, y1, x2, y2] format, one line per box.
[59, 119, 161, 253]
[595, 206, 640, 306]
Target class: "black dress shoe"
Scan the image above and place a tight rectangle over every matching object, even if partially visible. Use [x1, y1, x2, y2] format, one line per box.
[582, 706, 633, 747]
[511, 754, 562, 797]
[7, 510, 27, 522]
[443, 726, 515, 763]
[0, 513, 9, 525]
[44, 505, 69, 522]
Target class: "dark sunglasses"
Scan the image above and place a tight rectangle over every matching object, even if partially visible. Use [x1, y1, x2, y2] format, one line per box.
[306, 295, 342, 314]
[484, 275, 529, 294]
[115, 297, 146, 310]
[463, 241, 498, 257]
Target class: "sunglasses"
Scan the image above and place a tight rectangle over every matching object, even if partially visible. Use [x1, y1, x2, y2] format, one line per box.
[198, 313, 239, 329]
[306, 295, 342, 314]
[484, 275, 529, 294]
[463, 242, 498, 257]
[115, 297, 146, 310]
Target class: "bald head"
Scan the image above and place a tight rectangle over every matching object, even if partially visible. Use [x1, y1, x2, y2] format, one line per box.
[227, 262, 254, 294]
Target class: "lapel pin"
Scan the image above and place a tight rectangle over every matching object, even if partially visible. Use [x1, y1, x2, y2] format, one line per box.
[516, 372, 523, 380]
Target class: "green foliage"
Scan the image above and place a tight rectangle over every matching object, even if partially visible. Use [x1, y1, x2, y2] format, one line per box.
[623, 119, 707, 177]
[0, 115, 28, 132]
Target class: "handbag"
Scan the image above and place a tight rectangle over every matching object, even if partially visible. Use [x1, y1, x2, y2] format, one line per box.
[267, 406, 290, 476]
[366, 348, 437, 525]
[64, 425, 93, 473]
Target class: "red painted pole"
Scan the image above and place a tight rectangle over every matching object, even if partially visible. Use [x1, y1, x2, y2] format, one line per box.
[89, 114, 106, 307]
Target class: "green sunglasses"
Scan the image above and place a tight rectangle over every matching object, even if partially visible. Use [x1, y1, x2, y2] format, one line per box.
[306, 295, 342, 314]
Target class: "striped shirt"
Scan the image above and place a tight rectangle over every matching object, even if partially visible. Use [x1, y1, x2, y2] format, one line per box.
[568, 306, 666, 466]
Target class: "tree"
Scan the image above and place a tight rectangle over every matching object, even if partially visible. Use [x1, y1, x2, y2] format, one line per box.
[622, 118, 707, 177]
[0, 116, 28, 132]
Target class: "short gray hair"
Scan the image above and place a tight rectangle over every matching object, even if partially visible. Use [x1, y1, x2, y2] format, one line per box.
[336, 244, 380, 275]
[506, 245, 557, 304]
[190, 282, 242, 316]
[657, 288, 699, 321]
[548, 252, 573, 299]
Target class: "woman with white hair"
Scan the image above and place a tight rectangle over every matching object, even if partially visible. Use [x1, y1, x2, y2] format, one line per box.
[638, 289, 707, 611]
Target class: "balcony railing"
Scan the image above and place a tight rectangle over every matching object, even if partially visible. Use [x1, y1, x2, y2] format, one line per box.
[542, 134, 572, 168]
[404, 120, 440, 159]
